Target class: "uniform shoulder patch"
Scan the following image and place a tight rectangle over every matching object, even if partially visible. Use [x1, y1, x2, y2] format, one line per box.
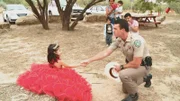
[134, 40, 141, 48]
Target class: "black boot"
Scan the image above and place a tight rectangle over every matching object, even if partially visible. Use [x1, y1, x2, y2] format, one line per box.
[121, 93, 138, 101]
[144, 74, 152, 88]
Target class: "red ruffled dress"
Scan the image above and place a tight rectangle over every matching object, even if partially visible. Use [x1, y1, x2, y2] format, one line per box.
[17, 63, 92, 101]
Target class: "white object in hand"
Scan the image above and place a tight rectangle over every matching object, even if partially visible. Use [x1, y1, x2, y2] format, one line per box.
[104, 62, 121, 82]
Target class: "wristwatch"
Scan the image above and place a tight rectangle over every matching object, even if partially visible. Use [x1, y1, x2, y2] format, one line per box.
[120, 65, 124, 70]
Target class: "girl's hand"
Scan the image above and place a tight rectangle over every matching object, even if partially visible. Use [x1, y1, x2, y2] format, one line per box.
[80, 59, 90, 67]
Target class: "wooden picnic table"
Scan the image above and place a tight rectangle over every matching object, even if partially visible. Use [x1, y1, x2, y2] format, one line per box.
[131, 14, 160, 27]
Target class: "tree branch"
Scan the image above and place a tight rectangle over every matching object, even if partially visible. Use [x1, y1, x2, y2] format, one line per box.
[25, 0, 40, 19]
[70, 0, 105, 30]
[37, 0, 43, 10]
[55, 0, 63, 15]
[26, 0, 49, 30]
[92, 0, 104, 5]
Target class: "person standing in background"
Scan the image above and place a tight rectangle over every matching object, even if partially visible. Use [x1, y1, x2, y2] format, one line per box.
[115, 0, 123, 20]
[104, 17, 114, 46]
[106, 0, 116, 24]
[124, 13, 139, 34]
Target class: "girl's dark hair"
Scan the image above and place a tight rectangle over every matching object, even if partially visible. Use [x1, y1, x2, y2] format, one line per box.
[47, 44, 60, 65]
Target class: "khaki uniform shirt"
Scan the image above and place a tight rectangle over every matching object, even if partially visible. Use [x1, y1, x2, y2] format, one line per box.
[109, 32, 150, 62]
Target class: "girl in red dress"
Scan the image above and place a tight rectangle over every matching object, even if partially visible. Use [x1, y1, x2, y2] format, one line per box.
[17, 44, 92, 101]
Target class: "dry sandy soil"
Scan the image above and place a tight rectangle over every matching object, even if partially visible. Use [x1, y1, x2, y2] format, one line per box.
[0, 14, 180, 101]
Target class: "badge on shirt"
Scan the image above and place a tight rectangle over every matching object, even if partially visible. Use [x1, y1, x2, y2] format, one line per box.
[134, 40, 141, 48]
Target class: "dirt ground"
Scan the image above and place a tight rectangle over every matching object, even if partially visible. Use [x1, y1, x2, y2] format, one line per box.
[0, 14, 180, 101]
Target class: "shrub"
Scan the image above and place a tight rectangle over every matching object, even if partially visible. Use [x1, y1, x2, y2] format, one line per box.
[169, 2, 180, 14]
[0, 1, 6, 8]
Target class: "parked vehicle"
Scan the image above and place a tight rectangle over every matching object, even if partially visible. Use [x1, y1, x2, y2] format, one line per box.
[2, 4, 32, 23]
[86, 5, 106, 15]
[48, 0, 66, 16]
[71, 3, 84, 20]
[48, 0, 84, 20]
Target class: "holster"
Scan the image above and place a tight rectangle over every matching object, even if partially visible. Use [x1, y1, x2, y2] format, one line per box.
[125, 56, 152, 70]
[141, 56, 152, 70]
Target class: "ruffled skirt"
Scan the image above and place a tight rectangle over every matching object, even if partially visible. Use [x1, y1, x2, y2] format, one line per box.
[17, 63, 92, 101]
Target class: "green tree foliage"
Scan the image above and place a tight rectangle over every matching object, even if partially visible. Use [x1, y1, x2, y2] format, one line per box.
[169, 1, 180, 14]
[120, 0, 131, 10]
[77, 0, 107, 7]
[161, 0, 176, 3]
[3, 0, 22, 4]
[134, 0, 157, 12]
[156, 0, 180, 14]
[0, 1, 6, 8]
[77, 0, 91, 6]
[3, 0, 29, 6]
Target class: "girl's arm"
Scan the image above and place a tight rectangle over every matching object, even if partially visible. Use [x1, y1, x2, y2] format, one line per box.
[58, 60, 80, 68]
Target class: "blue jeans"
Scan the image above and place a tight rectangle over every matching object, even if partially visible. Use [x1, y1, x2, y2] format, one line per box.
[109, 17, 115, 24]
[106, 33, 113, 46]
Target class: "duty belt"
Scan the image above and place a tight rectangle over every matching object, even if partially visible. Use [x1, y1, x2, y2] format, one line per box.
[141, 60, 149, 70]
[126, 59, 149, 70]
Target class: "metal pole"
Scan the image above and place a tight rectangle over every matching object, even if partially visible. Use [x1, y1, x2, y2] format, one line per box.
[131, 2, 132, 11]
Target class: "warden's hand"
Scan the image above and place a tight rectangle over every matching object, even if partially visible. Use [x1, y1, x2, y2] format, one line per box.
[114, 64, 121, 72]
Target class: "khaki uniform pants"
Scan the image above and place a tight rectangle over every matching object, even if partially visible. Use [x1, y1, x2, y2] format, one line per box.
[119, 66, 149, 94]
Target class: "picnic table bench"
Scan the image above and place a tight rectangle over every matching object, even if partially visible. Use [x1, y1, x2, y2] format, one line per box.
[132, 14, 161, 27]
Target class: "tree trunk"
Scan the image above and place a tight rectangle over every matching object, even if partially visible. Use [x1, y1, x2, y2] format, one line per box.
[62, 15, 70, 30]
[38, 14, 49, 30]
[40, 17, 49, 30]
[61, 10, 71, 31]
[26, 0, 49, 30]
